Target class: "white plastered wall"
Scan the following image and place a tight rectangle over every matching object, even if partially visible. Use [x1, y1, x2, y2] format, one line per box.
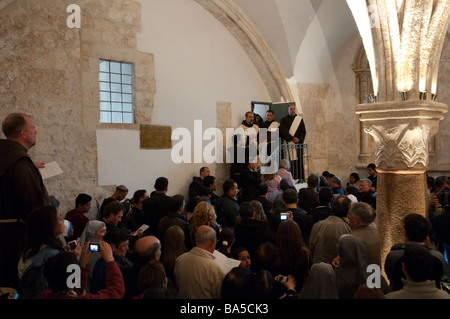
[96, 0, 271, 197]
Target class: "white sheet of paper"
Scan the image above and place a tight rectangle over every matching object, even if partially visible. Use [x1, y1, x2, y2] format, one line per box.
[133, 224, 150, 235]
[138, 224, 149, 232]
[39, 161, 63, 179]
[213, 250, 241, 274]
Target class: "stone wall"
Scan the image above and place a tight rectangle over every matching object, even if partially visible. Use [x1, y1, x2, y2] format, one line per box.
[1, 0, 83, 214]
[296, 36, 364, 183]
[0, 0, 154, 214]
[297, 82, 330, 176]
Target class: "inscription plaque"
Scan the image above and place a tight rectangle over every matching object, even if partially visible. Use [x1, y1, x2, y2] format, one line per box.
[140, 124, 172, 149]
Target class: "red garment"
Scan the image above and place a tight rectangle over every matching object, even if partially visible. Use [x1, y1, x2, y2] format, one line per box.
[37, 261, 125, 299]
[65, 208, 89, 240]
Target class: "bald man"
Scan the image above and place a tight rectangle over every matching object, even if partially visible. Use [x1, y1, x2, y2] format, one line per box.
[124, 235, 161, 298]
[174, 225, 224, 299]
[0, 113, 50, 289]
[134, 235, 162, 261]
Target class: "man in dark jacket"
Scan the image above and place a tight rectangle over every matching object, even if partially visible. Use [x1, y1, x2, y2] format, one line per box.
[298, 173, 319, 214]
[188, 167, 210, 198]
[270, 188, 313, 246]
[358, 178, 376, 210]
[233, 202, 275, 258]
[240, 162, 261, 202]
[157, 194, 191, 249]
[142, 177, 171, 234]
[215, 179, 239, 228]
[0, 113, 50, 289]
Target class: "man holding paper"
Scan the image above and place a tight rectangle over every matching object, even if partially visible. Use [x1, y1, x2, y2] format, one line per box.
[0, 113, 50, 289]
[279, 104, 306, 180]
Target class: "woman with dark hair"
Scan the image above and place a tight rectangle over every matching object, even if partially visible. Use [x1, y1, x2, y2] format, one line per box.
[17, 205, 65, 298]
[276, 219, 311, 291]
[347, 172, 360, 187]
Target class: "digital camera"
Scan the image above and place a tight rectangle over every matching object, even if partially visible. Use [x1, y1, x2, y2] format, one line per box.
[89, 243, 100, 252]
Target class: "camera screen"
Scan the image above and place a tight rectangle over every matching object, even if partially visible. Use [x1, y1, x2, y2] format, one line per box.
[89, 244, 99, 252]
[280, 213, 288, 220]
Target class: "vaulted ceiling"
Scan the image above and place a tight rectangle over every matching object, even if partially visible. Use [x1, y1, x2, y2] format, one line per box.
[231, 0, 450, 84]
[231, 0, 359, 81]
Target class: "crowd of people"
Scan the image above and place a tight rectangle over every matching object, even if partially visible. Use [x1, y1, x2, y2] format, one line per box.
[6, 164, 450, 300]
[1, 112, 449, 300]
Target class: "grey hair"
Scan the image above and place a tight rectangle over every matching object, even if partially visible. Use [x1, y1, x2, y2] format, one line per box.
[349, 202, 375, 225]
[360, 178, 372, 186]
[279, 159, 290, 170]
[195, 226, 216, 244]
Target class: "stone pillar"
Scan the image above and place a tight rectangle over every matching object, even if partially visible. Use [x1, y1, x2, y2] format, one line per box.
[356, 100, 448, 271]
[357, 70, 372, 160]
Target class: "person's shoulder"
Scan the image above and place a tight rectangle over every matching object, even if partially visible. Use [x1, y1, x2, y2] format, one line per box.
[246, 218, 268, 227]
[291, 207, 307, 216]
[384, 290, 403, 299]
[65, 208, 77, 217]
[223, 195, 238, 205]
[101, 197, 114, 205]
[190, 176, 202, 184]
[390, 243, 406, 251]
[187, 247, 216, 260]
[33, 245, 62, 264]
[174, 214, 189, 225]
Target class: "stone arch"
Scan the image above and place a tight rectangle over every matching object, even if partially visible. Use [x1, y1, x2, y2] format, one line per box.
[194, 0, 294, 102]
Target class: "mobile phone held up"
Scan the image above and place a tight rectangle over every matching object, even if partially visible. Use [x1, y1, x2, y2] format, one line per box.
[68, 240, 77, 250]
[280, 212, 288, 220]
[89, 243, 100, 252]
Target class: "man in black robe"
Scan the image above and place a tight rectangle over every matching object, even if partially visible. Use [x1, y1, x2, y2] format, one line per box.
[259, 110, 280, 169]
[279, 104, 306, 180]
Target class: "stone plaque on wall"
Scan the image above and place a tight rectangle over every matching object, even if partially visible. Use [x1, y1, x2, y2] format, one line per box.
[140, 124, 172, 149]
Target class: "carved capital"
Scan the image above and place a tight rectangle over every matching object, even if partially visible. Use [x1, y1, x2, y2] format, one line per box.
[356, 100, 447, 170]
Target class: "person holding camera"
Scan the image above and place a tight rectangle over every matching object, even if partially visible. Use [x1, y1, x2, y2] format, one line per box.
[269, 188, 313, 246]
[38, 240, 125, 299]
[78, 220, 107, 293]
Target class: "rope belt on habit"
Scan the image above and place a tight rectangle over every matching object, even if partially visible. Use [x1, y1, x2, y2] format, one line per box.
[0, 219, 26, 224]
